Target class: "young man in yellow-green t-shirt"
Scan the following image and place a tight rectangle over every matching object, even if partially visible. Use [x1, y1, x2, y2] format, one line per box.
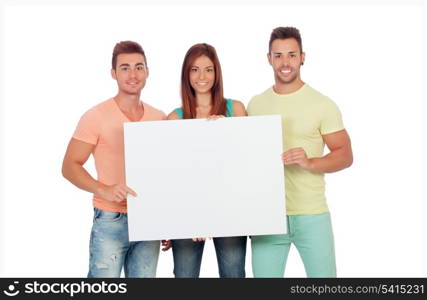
[248, 27, 353, 277]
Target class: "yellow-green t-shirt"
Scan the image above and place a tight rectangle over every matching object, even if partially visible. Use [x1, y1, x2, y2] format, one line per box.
[247, 84, 344, 215]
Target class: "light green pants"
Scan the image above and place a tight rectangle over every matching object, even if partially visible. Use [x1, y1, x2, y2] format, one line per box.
[251, 212, 336, 277]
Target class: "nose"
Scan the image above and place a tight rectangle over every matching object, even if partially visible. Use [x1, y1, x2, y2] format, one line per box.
[129, 68, 137, 78]
[199, 70, 206, 80]
[281, 56, 290, 66]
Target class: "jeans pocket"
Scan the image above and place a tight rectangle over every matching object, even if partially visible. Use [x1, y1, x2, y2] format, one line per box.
[94, 207, 123, 223]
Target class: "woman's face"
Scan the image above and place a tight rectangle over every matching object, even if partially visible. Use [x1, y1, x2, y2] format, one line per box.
[189, 55, 215, 96]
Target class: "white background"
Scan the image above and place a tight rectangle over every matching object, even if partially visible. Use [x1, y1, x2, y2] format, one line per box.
[0, 0, 426, 277]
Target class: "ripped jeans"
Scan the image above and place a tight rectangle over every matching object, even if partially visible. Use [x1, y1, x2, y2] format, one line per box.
[88, 207, 160, 278]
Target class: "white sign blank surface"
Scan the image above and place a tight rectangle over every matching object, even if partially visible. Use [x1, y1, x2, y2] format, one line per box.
[124, 115, 286, 241]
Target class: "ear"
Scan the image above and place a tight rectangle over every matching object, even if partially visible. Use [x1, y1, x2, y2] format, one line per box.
[111, 68, 117, 80]
[301, 52, 305, 66]
[267, 52, 272, 66]
[146, 66, 149, 78]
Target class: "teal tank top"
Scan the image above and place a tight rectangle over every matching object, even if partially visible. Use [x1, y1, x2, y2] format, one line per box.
[173, 99, 234, 119]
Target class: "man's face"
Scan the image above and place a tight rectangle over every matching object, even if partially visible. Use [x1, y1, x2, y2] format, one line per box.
[111, 53, 148, 95]
[268, 38, 305, 85]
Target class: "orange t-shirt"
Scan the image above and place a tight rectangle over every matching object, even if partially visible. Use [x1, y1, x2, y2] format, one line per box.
[73, 98, 166, 212]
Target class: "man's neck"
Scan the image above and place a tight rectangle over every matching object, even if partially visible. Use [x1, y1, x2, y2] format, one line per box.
[273, 78, 305, 95]
[114, 92, 141, 111]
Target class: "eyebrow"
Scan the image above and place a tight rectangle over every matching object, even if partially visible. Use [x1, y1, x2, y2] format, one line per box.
[118, 62, 145, 68]
[191, 65, 214, 68]
[273, 51, 298, 55]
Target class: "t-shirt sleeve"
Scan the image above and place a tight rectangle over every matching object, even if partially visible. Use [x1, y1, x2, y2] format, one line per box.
[161, 111, 167, 120]
[320, 99, 345, 135]
[72, 108, 101, 145]
[246, 97, 255, 115]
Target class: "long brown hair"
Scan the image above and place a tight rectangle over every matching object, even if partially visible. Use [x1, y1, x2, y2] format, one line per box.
[180, 43, 226, 119]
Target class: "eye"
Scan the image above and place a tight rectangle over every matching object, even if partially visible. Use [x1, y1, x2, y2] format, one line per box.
[121, 66, 129, 71]
[274, 54, 281, 59]
[136, 65, 145, 71]
[191, 68, 198, 72]
[207, 68, 214, 72]
[290, 54, 296, 58]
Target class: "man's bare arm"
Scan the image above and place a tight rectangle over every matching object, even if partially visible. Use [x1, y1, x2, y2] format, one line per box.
[282, 129, 353, 173]
[62, 138, 136, 202]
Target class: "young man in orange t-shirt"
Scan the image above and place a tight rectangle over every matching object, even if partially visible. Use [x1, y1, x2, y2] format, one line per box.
[62, 41, 166, 277]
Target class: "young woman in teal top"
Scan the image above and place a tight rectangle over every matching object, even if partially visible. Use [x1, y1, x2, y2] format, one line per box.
[163, 43, 247, 277]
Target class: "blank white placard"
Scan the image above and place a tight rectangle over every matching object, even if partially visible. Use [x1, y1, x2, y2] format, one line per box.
[124, 115, 286, 241]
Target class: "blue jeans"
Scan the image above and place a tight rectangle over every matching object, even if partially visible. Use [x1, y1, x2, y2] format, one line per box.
[88, 208, 160, 278]
[172, 236, 247, 278]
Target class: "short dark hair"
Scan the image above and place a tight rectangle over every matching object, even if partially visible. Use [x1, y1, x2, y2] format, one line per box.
[112, 41, 146, 69]
[269, 27, 303, 53]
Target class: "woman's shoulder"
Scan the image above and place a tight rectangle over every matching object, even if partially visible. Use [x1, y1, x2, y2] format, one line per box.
[228, 99, 247, 117]
[167, 108, 183, 120]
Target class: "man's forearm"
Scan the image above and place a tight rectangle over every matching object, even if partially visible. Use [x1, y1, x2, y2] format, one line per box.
[308, 147, 353, 173]
[62, 163, 105, 196]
